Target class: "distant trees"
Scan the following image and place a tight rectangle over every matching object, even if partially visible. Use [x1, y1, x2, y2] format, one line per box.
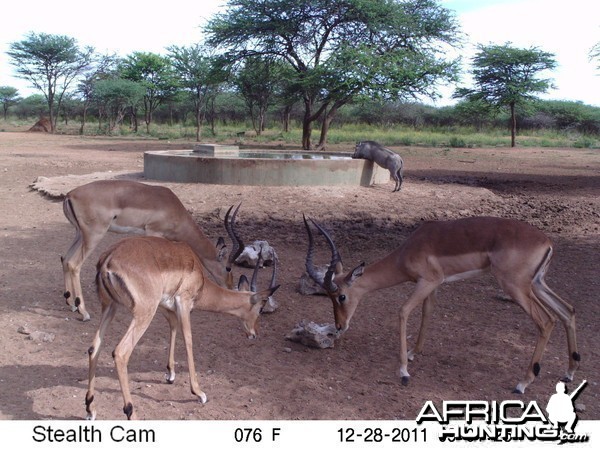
[0, 86, 21, 120]
[454, 43, 557, 147]
[7, 32, 95, 132]
[206, 0, 461, 149]
[94, 79, 145, 133]
[3, 24, 597, 144]
[167, 44, 225, 141]
[120, 52, 179, 133]
[590, 41, 600, 72]
[233, 57, 287, 136]
[77, 54, 120, 134]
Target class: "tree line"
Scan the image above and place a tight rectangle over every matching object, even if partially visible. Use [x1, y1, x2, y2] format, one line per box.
[2, 0, 599, 148]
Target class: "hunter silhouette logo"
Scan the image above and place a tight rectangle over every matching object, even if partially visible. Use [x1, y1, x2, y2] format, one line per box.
[546, 380, 587, 435]
[417, 379, 590, 443]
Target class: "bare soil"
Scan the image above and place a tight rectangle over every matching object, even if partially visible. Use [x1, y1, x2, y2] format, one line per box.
[0, 131, 598, 420]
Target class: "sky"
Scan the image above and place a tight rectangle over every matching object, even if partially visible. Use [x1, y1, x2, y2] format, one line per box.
[1, 0, 598, 106]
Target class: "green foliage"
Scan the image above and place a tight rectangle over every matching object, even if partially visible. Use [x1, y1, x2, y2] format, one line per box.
[454, 42, 557, 147]
[119, 52, 180, 132]
[0, 86, 21, 119]
[463, 43, 556, 106]
[7, 32, 95, 131]
[94, 78, 145, 133]
[166, 44, 225, 141]
[12, 94, 47, 119]
[206, 0, 462, 148]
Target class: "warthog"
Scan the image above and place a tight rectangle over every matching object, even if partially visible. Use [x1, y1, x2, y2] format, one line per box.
[352, 141, 404, 192]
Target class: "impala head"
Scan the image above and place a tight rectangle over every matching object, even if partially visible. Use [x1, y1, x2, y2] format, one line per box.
[237, 250, 279, 339]
[303, 215, 365, 333]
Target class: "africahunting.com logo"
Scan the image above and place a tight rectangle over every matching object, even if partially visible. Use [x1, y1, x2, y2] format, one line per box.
[416, 380, 589, 444]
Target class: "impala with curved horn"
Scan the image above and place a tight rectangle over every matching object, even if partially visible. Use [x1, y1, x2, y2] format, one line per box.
[304, 215, 579, 394]
[61, 180, 244, 321]
[85, 235, 279, 420]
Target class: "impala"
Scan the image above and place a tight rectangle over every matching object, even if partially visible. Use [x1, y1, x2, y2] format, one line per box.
[85, 236, 279, 420]
[61, 180, 244, 321]
[304, 215, 579, 394]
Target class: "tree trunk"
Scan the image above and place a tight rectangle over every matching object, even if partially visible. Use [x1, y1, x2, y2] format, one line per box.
[131, 107, 138, 132]
[47, 93, 56, 133]
[282, 105, 291, 133]
[79, 102, 89, 135]
[316, 101, 344, 150]
[301, 96, 313, 150]
[195, 106, 206, 142]
[510, 102, 516, 148]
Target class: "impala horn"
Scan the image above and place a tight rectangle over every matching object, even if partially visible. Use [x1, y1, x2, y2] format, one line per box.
[225, 203, 245, 272]
[303, 214, 341, 293]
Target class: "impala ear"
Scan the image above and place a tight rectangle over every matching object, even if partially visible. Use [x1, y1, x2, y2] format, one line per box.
[344, 262, 365, 286]
[217, 243, 228, 261]
[238, 274, 250, 291]
[250, 285, 280, 305]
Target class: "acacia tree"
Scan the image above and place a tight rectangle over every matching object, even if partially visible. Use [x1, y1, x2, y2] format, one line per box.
[454, 43, 557, 147]
[206, 0, 460, 149]
[77, 54, 120, 134]
[93, 78, 145, 133]
[234, 56, 286, 135]
[590, 41, 600, 72]
[0, 86, 21, 120]
[167, 44, 226, 141]
[120, 52, 179, 133]
[7, 32, 94, 132]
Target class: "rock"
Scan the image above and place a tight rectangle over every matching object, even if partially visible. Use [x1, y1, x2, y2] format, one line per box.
[297, 265, 328, 296]
[235, 240, 277, 268]
[27, 331, 56, 343]
[285, 320, 338, 349]
[17, 325, 31, 335]
[261, 296, 278, 314]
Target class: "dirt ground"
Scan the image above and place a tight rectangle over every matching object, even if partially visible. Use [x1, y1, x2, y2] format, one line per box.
[0, 131, 598, 421]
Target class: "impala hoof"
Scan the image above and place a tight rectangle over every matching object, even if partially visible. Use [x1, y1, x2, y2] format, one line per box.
[512, 384, 526, 394]
[401, 376, 410, 386]
[198, 392, 208, 404]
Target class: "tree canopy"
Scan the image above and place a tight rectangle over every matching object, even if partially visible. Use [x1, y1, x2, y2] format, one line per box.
[0, 86, 21, 120]
[7, 32, 94, 132]
[167, 44, 226, 141]
[119, 52, 180, 133]
[454, 42, 557, 147]
[206, 0, 461, 149]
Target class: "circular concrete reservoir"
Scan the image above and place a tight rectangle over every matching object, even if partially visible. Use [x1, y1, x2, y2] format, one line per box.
[144, 144, 389, 187]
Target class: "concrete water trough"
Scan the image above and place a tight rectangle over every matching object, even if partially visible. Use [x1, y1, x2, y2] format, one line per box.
[144, 144, 389, 187]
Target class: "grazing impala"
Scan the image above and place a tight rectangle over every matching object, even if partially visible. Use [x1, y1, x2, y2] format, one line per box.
[61, 180, 244, 321]
[85, 236, 279, 420]
[304, 215, 579, 394]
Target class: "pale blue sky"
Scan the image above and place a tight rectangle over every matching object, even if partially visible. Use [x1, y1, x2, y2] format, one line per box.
[1, 0, 598, 106]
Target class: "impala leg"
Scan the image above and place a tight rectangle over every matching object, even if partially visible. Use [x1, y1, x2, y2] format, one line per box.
[62, 231, 84, 313]
[408, 289, 437, 361]
[175, 297, 207, 404]
[532, 278, 579, 383]
[85, 302, 117, 420]
[160, 309, 178, 384]
[497, 279, 556, 394]
[62, 232, 104, 322]
[399, 280, 438, 385]
[113, 308, 157, 420]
